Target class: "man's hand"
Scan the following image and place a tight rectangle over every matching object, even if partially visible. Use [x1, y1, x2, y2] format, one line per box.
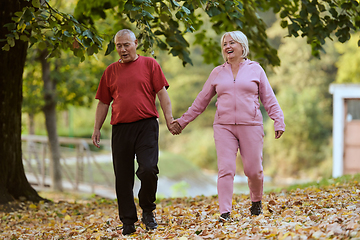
[92, 101, 109, 148]
[92, 129, 101, 148]
[157, 86, 181, 135]
[275, 130, 284, 139]
[168, 119, 182, 135]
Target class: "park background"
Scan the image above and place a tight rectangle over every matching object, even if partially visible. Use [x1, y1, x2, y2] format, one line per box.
[17, 0, 360, 199]
[2, 0, 360, 239]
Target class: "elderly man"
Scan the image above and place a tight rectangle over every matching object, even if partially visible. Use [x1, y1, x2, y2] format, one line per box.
[92, 29, 180, 235]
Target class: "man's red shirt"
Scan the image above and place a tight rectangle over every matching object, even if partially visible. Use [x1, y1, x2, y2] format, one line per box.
[95, 56, 169, 124]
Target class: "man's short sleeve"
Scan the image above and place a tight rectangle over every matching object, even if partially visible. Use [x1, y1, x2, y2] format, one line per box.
[95, 69, 113, 105]
[151, 59, 169, 93]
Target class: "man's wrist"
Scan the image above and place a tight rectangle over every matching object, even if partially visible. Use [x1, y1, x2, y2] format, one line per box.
[165, 115, 174, 121]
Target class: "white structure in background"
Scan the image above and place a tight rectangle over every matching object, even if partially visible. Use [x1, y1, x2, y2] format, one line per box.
[329, 84, 360, 177]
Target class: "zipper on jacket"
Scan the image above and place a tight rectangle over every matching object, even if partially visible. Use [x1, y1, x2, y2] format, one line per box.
[233, 78, 237, 124]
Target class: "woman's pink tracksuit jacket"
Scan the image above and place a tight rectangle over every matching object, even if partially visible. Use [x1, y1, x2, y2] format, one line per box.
[177, 59, 285, 214]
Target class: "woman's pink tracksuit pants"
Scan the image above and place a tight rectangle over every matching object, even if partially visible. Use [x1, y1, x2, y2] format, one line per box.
[213, 124, 264, 214]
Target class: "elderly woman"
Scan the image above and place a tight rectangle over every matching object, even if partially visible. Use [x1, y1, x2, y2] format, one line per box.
[173, 31, 285, 221]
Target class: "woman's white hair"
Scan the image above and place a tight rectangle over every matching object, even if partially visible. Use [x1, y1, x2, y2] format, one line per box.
[220, 31, 249, 61]
[114, 29, 136, 42]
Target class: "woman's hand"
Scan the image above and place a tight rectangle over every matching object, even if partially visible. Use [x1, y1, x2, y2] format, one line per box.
[275, 130, 284, 139]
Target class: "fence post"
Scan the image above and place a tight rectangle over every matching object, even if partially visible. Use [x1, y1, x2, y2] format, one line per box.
[41, 143, 47, 188]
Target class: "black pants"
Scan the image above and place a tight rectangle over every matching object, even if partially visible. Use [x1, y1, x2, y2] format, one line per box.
[111, 117, 159, 225]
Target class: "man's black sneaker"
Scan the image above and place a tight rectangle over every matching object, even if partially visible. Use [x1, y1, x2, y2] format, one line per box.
[122, 224, 136, 235]
[250, 201, 263, 216]
[142, 211, 158, 230]
[219, 212, 231, 222]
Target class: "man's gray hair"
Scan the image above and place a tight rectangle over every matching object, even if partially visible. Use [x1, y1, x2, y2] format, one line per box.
[114, 29, 136, 41]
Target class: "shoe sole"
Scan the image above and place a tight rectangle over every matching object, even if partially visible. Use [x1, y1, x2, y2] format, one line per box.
[146, 226, 157, 231]
[122, 229, 136, 235]
[251, 210, 263, 216]
[219, 217, 230, 222]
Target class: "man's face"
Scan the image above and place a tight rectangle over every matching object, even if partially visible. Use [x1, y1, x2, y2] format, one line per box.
[115, 34, 138, 63]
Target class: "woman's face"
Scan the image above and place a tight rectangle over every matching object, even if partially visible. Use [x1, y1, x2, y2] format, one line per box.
[222, 35, 243, 62]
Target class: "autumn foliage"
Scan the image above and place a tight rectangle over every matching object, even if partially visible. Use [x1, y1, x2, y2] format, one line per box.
[1, 178, 359, 239]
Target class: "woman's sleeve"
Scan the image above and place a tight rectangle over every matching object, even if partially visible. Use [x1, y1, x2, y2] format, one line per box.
[258, 67, 285, 131]
[177, 69, 218, 129]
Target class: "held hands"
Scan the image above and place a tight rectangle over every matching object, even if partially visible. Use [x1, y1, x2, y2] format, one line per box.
[167, 119, 182, 135]
[275, 130, 284, 139]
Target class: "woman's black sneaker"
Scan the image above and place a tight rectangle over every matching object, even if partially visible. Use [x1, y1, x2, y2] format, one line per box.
[219, 212, 231, 222]
[122, 224, 136, 235]
[250, 201, 263, 216]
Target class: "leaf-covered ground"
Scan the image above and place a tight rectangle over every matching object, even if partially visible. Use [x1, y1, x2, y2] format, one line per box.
[1, 179, 359, 239]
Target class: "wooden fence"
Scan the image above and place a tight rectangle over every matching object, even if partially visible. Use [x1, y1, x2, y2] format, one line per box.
[21, 135, 115, 196]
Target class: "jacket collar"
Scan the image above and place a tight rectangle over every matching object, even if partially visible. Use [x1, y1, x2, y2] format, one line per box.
[222, 58, 250, 68]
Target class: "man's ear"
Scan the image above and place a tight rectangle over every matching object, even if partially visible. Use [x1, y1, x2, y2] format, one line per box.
[134, 39, 138, 47]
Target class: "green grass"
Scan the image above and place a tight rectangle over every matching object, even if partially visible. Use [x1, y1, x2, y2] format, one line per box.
[274, 173, 360, 192]
[158, 151, 204, 180]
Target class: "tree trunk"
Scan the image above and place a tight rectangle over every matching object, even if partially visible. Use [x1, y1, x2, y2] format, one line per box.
[28, 112, 35, 135]
[0, 0, 44, 204]
[40, 50, 63, 192]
